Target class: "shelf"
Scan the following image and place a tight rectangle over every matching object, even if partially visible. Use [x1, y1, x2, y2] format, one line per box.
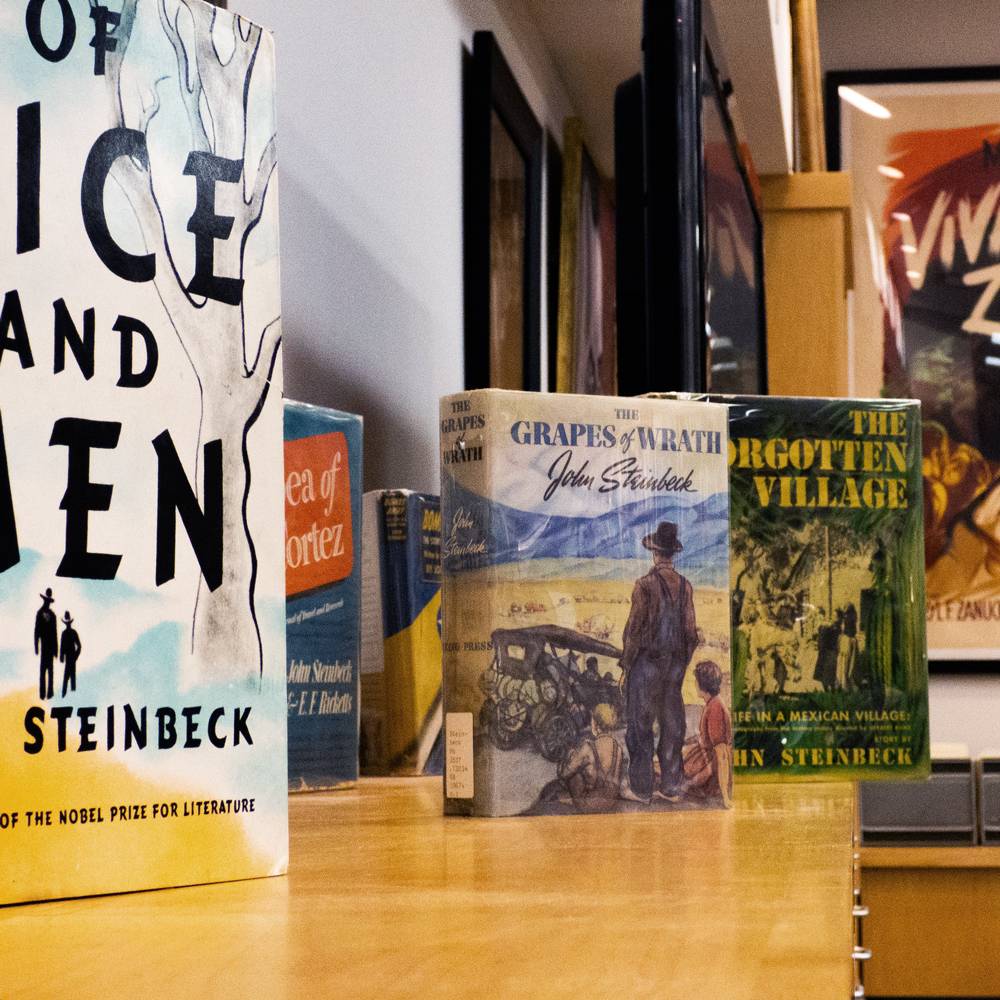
[1, 777, 854, 998]
[861, 845, 1000, 869]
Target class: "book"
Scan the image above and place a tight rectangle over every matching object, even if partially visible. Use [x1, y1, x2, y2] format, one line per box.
[284, 401, 362, 791]
[654, 394, 931, 780]
[359, 490, 442, 774]
[0, 1, 286, 904]
[440, 389, 732, 816]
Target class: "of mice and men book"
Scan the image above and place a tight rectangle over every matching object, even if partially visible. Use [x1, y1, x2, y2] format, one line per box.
[654, 394, 931, 780]
[0, 0, 287, 904]
[440, 389, 732, 817]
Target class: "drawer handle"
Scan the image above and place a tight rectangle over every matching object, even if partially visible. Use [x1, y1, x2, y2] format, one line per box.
[853, 905, 869, 917]
[853, 947, 872, 961]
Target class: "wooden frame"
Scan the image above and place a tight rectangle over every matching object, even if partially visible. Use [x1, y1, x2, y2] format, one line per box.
[827, 66, 1000, 668]
[463, 31, 543, 391]
[554, 118, 606, 394]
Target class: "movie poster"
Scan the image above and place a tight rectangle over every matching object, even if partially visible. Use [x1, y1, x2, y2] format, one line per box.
[0, 0, 286, 904]
[841, 79, 1000, 658]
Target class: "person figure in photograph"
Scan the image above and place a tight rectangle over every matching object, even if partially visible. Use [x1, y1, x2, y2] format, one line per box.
[34, 588, 58, 701]
[60, 610, 82, 698]
[620, 522, 699, 802]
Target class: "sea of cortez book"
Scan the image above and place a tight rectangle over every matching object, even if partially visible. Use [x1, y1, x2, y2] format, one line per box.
[284, 401, 362, 791]
[359, 490, 442, 775]
[654, 394, 931, 780]
[440, 389, 733, 816]
[0, 0, 288, 904]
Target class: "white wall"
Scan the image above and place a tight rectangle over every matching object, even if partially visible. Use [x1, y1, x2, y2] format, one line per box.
[231, 0, 570, 495]
[818, 0, 1000, 75]
[818, 0, 1000, 758]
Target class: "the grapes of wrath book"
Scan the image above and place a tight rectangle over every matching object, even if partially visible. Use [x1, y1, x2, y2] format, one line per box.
[656, 394, 931, 780]
[440, 389, 732, 816]
[0, 0, 286, 903]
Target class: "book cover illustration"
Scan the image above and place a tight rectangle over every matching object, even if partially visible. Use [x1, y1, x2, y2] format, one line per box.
[0, 0, 286, 904]
[664, 395, 930, 779]
[284, 401, 361, 791]
[359, 490, 442, 774]
[440, 389, 731, 817]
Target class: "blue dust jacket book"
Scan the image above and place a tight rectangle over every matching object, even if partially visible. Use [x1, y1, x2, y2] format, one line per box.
[284, 401, 362, 791]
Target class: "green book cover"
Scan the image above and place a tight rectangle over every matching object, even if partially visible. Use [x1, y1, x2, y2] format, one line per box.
[656, 395, 930, 780]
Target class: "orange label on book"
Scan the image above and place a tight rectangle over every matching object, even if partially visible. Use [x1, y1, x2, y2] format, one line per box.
[284, 432, 353, 596]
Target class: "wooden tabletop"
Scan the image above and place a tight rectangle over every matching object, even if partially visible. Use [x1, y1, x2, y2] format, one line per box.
[1, 777, 854, 999]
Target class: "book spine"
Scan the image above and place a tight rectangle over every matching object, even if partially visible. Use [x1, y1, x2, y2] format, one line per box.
[380, 491, 442, 770]
[440, 390, 494, 814]
[359, 492, 387, 773]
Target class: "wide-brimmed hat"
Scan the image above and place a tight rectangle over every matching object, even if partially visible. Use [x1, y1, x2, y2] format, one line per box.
[642, 521, 682, 555]
[62, 611, 73, 624]
[39, 587, 53, 604]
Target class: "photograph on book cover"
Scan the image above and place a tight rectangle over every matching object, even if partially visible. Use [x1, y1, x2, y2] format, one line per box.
[652, 393, 930, 780]
[0, 0, 286, 904]
[441, 390, 731, 817]
[828, 67, 1000, 664]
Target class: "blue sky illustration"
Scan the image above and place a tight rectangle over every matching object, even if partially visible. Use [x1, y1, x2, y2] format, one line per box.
[445, 481, 729, 588]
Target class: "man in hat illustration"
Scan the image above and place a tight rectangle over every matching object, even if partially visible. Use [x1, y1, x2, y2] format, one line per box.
[620, 522, 698, 802]
[34, 588, 58, 700]
[60, 610, 82, 697]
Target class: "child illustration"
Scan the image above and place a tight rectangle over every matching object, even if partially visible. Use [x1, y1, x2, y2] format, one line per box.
[555, 703, 625, 813]
[683, 660, 732, 807]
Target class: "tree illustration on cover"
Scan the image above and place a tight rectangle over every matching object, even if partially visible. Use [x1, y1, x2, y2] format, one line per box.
[97, 1, 280, 678]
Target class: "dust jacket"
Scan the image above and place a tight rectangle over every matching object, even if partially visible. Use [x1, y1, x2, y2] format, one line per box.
[359, 490, 442, 774]
[284, 401, 362, 791]
[0, 0, 287, 904]
[440, 389, 732, 816]
[657, 394, 931, 780]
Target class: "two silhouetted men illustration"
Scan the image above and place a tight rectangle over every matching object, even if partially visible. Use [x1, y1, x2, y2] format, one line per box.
[34, 588, 82, 700]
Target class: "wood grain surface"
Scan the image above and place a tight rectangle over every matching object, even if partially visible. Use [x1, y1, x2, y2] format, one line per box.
[0, 778, 853, 999]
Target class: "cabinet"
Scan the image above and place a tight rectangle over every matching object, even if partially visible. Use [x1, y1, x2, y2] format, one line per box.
[860, 846, 1000, 996]
[0, 778, 854, 998]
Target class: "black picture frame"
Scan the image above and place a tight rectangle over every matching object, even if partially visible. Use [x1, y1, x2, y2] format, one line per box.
[621, 0, 767, 397]
[464, 31, 543, 391]
[642, 0, 704, 393]
[824, 65, 1000, 172]
[614, 73, 648, 398]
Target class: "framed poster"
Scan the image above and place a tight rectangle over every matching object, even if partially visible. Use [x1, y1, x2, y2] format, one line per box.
[464, 32, 543, 392]
[701, 42, 768, 395]
[634, 0, 767, 396]
[827, 67, 1000, 664]
[642, 0, 704, 393]
[555, 118, 616, 395]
